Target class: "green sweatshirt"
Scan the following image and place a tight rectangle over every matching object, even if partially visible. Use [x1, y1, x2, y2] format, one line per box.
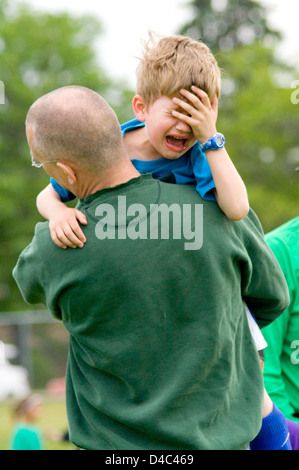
[13, 175, 289, 450]
[263, 217, 299, 421]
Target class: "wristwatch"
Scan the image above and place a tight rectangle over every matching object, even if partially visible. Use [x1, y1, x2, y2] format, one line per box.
[200, 133, 226, 152]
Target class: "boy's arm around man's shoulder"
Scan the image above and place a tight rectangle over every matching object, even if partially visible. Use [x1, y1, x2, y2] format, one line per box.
[239, 208, 290, 329]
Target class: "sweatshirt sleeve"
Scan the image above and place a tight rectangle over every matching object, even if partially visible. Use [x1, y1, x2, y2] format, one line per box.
[240, 210, 290, 329]
[12, 222, 55, 309]
[13, 238, 45, 306]
[12, 223, 64, 320]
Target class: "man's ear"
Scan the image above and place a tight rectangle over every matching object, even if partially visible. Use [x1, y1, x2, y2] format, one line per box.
[132, 94, 146, 122]
[57, 162, 77, 186]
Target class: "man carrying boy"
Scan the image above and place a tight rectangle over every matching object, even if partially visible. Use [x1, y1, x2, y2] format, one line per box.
[13, 85, 289, 450]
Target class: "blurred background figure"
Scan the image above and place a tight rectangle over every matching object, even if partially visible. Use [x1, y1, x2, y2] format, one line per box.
[263, 216, 299, 429]
[9, 393, 44, 450]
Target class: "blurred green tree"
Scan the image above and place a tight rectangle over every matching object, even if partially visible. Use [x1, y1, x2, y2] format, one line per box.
[0, 0, 133, 311]
[217, 44, 299, 230]
[179, 0, 280, 50]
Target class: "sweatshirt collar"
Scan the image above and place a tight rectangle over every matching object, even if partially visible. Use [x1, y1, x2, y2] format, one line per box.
[79, 174, 153, 205]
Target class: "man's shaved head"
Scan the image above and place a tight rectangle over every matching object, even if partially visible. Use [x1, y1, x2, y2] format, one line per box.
[26, 86, 124, 172]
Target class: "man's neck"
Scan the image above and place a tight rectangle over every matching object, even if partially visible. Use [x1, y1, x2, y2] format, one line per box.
[75, 160, 141, 199]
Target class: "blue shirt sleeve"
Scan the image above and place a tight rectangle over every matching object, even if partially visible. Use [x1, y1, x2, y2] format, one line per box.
[190, 144, 216, 201]
[169, 144, 216, 201]
[50, 178, 76, 203]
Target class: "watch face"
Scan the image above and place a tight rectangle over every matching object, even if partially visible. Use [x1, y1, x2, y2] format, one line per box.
[215, 134, 224, 146]
[201, 133, 225, 152]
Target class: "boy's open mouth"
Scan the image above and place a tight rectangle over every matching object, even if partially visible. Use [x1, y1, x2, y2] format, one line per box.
[165, 135, 188, 152]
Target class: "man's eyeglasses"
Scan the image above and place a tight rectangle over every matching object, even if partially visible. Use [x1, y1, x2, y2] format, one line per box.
[31, 153, 57, 168]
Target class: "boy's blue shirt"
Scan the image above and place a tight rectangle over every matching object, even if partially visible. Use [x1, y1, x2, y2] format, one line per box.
[50, 118, 216, 203]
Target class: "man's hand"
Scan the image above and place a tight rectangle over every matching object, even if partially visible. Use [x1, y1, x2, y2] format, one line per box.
[172, 86, 218, 144]
[49, 207, 87, 249]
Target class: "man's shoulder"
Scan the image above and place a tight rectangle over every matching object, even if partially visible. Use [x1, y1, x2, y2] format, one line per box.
[157, 180, 218, 209]
[34, 220, 52, 238]
[32, 221, 58, 254]
[158, 180, 199, 199]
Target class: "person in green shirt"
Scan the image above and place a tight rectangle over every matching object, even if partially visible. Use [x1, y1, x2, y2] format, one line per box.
[13, 86, 289, 450]
[263, 217, 299, 422]
[10, 394, 44, 450]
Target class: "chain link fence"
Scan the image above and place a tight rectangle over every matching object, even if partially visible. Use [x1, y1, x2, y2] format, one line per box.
[0, 310, 68, 390]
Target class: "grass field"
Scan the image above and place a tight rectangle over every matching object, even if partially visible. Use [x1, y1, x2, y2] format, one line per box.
[0, 392, 76, 450]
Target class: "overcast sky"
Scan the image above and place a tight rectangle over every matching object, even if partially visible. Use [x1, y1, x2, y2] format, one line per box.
[24, 0, 299, 86]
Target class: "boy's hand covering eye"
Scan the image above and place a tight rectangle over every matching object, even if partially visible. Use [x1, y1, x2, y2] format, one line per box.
[172, 86, 218, 144]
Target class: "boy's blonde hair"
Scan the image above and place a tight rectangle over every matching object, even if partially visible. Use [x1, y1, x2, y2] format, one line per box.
[136, 33, 221, 106]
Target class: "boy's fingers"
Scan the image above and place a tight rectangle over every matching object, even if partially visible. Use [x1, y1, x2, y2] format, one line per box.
[56, 227, 81, 249]
[48, 209, 87, 249]
[68, 221, 86, 244]
[75, 209, 88, 225]
[63, 224, 85, 248]
[175, 91, 203, 112]
[190, 86, 211, 106]
[180, 88, 203, 106]
[50, 229, 68, 250]
[173, 97, 198, 117]
[68, 216, 87, 243]
[172, 109, 194, 126]
[185, 87, 212, 110]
